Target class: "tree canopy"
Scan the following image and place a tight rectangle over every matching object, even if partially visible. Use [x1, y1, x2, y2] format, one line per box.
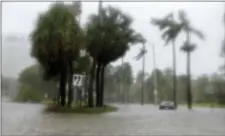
[30, 3, 83, 80]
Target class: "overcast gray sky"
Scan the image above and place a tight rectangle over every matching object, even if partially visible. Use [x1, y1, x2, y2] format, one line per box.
[2, 2, 225, 78]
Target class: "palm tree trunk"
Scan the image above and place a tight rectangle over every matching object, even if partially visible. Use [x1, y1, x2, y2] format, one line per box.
[67, 61, 73, 107]
[187, 51, 192, 109]
[59, 55, 67, 106]
[99, 64, 105, 107]
[88, 59, 96, 107]
[96, 63, 101, 107]
[172, 40, 177, 109]
[127, 85, 130, 103]
[121, 57, 125, 103]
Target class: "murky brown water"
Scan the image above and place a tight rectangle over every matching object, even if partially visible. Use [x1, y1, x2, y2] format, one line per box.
[2, 102, 225, 135]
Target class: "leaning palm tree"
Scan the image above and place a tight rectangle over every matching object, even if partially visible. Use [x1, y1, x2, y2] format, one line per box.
[134, 41, 147, 105]
[178, 10, 204, 110]
[151, 13, 182, 109]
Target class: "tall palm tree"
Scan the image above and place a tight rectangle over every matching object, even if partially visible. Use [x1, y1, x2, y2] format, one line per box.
[178, 10, 204, 109]
[151, 13, 182, 109]
[134, 41, 147, 105]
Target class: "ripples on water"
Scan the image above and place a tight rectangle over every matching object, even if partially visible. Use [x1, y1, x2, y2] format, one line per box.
[2, 102, 225, 135]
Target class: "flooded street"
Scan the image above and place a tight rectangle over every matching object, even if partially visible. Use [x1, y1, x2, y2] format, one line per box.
[2, 102, 225, 135]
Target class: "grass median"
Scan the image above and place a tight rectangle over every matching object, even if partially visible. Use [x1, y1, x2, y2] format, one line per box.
[42, 100, 118, 114]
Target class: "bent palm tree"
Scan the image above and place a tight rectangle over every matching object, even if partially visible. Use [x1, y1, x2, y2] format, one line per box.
[151, 13, 182, 109]
[178, 10, 204, 109]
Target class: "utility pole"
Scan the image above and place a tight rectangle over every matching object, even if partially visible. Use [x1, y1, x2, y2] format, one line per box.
[121, 56, 124, 103]
[98, 0, 103, 22]
[141, 43, 146, 105]
[152, 43, 158, 105]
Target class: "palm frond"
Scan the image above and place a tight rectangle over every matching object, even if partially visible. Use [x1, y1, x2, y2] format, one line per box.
[161, 24, 182, 46]
[134, 47, 147, 60]
[180, 41, 196, 52]
[178, 10, 189, 24]
[189, 27, 205, 40]
[151, 12, 175, 30]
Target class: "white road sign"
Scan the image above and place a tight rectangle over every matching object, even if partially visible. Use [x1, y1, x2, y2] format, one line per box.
[73, 74, 85, 87]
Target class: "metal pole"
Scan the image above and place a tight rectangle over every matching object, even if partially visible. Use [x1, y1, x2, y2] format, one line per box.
[141, 44, 145, 105]
[121, 56, 124, 103]
[98, 0, 102, 19]
[152, 44, 158, 105]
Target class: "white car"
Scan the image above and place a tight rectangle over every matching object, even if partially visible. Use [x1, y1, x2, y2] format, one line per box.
[159, 101, 176, 110]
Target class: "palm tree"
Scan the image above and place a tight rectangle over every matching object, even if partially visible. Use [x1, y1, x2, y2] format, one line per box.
[86, 5, 144, 107]
[151, 13, 182, 109]
[134, 41, 147, 105]
[30, 3, 82, 106]
[178, 10, 204, 109]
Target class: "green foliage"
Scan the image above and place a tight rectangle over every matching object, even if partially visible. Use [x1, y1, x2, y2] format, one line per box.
[2, 76, 10, 91]
[103, 63, 134, 102]
[86, 6, 144, 65]
[19, 64, 57, 96]
[152, 13, 182, 45]
[178, 10, 204, 40]
[178, 10, 204, 53]
[136, 71, 145, 84]
[30, 3, 83, 80]
[17, 64, 57, 102]
[113, 62, 133, 85]
[134, 44, 147, 61]
[15, 84, 44, 103]
[44, 104, 117, 114]
[145, 68, 173, 102]
[67, 1, 82, 17]
[74, 54, 91, 73]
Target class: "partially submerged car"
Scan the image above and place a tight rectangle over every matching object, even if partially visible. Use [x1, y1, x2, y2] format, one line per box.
[159, 101, 176, 110]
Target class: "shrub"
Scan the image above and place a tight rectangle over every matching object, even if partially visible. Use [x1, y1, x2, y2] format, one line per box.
[15, 84, 44, 103]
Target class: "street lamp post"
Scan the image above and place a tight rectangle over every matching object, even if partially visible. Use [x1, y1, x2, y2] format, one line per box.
[152, 43, 158, 105]
[141, 43, 146, 105]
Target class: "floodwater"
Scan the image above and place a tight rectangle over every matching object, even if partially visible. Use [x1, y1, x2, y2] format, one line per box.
[2, 102, 225, 135]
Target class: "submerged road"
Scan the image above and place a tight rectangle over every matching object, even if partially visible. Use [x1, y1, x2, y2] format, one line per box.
[2, 102, 225, 135]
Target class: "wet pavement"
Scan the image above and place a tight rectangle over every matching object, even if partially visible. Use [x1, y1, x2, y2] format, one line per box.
[2, 102, 225, 135]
